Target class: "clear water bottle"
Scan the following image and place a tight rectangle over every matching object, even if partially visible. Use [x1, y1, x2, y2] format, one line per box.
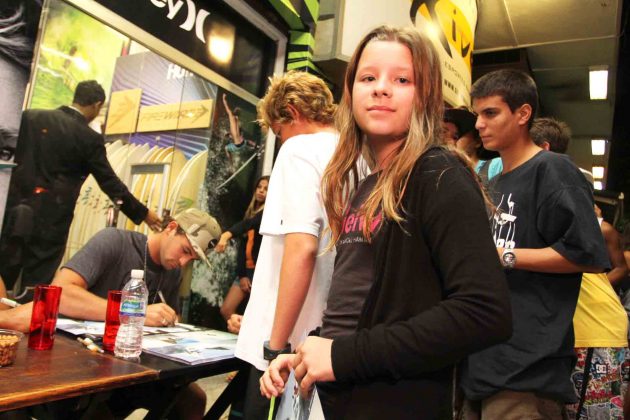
[114, 269, 148, 358]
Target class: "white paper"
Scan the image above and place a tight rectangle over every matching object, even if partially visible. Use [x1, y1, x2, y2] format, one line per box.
[275, 370, 324, 420]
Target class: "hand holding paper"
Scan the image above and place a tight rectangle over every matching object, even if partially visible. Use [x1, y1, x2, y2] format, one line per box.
[260, 353, 294, 398]
[293, 337, 335, 396]
[260, 336, 336, 399]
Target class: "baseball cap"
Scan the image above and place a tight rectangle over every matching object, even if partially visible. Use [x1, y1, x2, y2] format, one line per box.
[444, 108, 476, 137]
[173, 208, 221, 266]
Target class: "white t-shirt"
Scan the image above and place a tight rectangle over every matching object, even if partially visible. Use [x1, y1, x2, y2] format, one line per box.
[235, 131, 338, 371]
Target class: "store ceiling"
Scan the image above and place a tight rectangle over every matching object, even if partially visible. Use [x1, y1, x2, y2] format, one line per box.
[473, 0, 623, 176]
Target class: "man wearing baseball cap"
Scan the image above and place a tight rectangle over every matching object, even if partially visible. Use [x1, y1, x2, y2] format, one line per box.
[45, 207, 221, 327]
[1, 207, 221, 329]
[0, 207, 221, 419]
[174, 207, 221, 267]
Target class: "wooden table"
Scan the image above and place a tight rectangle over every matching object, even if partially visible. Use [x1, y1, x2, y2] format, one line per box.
[0, 335, 157, 412]
[0, 333, 247, 419]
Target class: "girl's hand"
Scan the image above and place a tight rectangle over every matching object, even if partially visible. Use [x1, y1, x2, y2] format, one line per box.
[260, 354, 295, 398]
[214, 231, 232, 253]
[227, 314, 242, 334]
[293, 337, 335, 395]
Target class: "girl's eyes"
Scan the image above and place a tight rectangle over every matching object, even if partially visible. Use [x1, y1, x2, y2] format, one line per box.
[358, 75, 412, 83]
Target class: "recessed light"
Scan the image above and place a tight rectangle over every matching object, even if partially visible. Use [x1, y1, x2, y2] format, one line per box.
[591, 139, 606, 156]
[592, 166, 605, 179]
[589, 67, 608, 100]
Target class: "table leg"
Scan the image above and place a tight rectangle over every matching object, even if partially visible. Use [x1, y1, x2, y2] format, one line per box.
[204, 369, 247, 420]
[142, 385, 185, 420]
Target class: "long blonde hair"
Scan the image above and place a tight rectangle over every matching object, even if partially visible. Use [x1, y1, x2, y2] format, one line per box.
[243, 176, 270, 220]
[322, 26, 444, 244]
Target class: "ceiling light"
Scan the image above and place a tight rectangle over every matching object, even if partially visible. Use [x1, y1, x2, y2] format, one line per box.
[589, 67, 608, 100]
[591, 139, 606, 156]
[592, 166, 604, 179]
[594, 181, 603, 190]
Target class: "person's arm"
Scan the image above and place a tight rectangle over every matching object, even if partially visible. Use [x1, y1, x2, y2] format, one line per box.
[268, 232, 318, 350]
[266, 141, 326, 352]
[0, 303, 33, 333]
[601, 221, 629, 286]
[227, 212, 263, 239]
[496, 246, 603, 273]
[143, 209, 163, 232]
[84, 135, 149, 225]
[532, 183, 610, 274]
[215, 213, 263, 253]
[52, 268, 109, 320]
[52, 268, 177, 325]
[223, 93, 243, 145]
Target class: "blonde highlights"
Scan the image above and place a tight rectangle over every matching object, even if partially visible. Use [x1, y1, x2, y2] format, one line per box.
[257, 70, 336, 131]
[243, 176, 270, 220]
[322, 25, 444, 244]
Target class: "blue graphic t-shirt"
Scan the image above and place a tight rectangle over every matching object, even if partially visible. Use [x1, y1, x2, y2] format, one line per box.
[321, 172, 381, 339]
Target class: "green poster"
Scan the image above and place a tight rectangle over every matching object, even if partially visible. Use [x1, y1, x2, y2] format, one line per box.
[29, 0, 128, 110]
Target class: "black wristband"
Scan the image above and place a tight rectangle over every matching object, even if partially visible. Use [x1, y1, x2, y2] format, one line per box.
[263, 340, 291, 361]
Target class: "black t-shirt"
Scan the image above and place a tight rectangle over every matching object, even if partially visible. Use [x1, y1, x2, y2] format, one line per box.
[461, 151, 609, 403]
[320, 173, 380, 339]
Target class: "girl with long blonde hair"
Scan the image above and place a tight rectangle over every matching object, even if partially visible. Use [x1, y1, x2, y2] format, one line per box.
[261, 25, 511, 418]
[217, 176, 269, 321]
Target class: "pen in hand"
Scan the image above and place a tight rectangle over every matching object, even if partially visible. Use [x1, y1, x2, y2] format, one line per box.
[158, 291, 166, 305]
[157, 291, 177, 326]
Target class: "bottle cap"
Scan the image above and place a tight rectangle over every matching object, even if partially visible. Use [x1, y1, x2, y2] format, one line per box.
[130, 269, 144, 279]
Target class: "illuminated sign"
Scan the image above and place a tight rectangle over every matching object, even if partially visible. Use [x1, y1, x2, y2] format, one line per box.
[148, 0, 210, 43]
[136, 99, 214, 132]
[105, 88, 142, 135]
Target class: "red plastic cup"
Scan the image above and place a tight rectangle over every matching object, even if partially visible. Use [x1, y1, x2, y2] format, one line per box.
[28, 285, 62, 350]
[102, 290, 122, 352]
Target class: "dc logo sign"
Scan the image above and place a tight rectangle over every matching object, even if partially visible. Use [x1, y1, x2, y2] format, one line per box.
[150, 0, 210, 43]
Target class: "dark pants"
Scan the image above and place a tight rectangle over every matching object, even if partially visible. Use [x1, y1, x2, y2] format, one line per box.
[0, 235, 66, 290]
[243, 365, 281, 420]
[1, 189, 74, 290]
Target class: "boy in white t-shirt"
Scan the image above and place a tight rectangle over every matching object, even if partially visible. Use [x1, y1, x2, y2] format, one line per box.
[234, 71, 338, 418]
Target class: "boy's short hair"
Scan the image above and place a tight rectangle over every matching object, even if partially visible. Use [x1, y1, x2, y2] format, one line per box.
[73, 80, 106, 106]
[530, 117, 571, 153]
[257, 71, 335, 130]
[471, 69, 538, 128]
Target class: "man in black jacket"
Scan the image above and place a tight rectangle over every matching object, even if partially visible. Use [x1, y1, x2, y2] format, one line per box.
[0, 80, 161, 290]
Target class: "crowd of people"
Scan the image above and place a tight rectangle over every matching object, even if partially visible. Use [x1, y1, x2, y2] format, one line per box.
[0, 22, 628, 420]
